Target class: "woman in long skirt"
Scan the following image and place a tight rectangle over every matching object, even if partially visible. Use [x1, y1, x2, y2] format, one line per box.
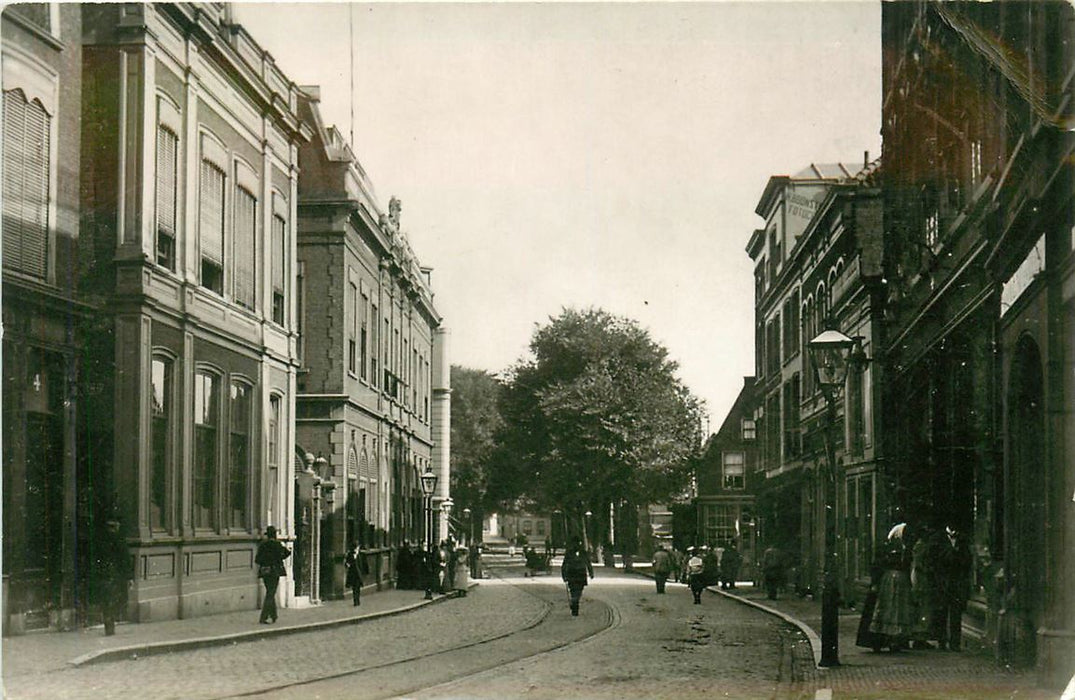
[868, 523, 915, 651]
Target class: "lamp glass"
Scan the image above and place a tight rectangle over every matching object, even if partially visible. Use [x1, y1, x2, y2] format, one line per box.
[808, 329, 855, 389]
[419, 468, 437, 497]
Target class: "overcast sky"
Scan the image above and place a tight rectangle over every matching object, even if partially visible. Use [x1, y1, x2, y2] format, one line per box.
[234, 1, 881, 426]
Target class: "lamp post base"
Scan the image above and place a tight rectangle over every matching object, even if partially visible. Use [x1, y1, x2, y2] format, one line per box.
[819, 576, 841, 667]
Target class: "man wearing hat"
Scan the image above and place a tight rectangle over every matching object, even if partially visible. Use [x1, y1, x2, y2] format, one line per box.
[255, 526, 291, 624]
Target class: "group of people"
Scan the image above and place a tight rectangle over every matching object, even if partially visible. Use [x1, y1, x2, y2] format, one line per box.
[858, 521, 972, 653]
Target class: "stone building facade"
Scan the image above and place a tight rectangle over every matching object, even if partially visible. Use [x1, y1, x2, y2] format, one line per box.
[77, 3, 307, 622]
[295, 88, 449, 601]
[880, 1, 1074, 685]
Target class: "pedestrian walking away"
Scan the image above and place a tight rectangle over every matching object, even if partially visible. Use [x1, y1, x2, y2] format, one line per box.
[561, 536, 594, 616]
[652, 544, 672, 594]
[255, 526, 291, 624]
[720, 540, 742, 590]
[345, 541, 364, 606]
[93, 516, 132, 636]
[686, 547, 706, 604]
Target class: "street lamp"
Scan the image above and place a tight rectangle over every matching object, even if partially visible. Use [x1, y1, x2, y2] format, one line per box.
[419, 466, 438, 600]
[807, 327, 857, 668]
[583, 510, 593, 561]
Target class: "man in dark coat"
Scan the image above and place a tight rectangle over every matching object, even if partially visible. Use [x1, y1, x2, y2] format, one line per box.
[94, 518, 130, 636]
[720, 541, 743, 590]
[345, 542, 364, 606]
[255, 526, 291, 624]
[936, 525, 973, 650]
[561, 537, 594, 616]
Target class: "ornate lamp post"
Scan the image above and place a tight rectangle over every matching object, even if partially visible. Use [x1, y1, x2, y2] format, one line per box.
[419, 466, 438, 600]
[807, 328, 857, 668]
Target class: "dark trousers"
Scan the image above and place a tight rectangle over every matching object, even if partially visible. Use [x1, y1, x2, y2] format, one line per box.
[567, 582, 585, 615]
[351, 583, 362, 606]
[689, 574, 705, 603]
[260, 575, 280, 622]
[655, 574, 668, 593]
[937, 600, 964, 650]
[102, 598, 121, 636]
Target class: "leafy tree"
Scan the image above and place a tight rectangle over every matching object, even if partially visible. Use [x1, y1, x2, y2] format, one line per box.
[493, 308, 705, 553]
[449, 366, 503, 541]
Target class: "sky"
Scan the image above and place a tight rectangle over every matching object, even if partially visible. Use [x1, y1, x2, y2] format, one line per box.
[234, 1, 882, 427]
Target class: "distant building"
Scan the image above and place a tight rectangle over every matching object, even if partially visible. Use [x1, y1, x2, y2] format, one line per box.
[746, 162, 882, 596]
[694, 377, 759, 577]
[295, 87, 448, 601]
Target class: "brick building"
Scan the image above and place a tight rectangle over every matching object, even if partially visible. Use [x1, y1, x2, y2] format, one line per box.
[746, 162, 884, 597]
[695, 377, 759, 578]
[294, 88, 449, 601]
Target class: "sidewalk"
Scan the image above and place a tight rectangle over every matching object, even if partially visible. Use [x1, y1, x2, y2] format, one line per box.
[716, 584, 1056, 699]
[1, 585, 464, 679]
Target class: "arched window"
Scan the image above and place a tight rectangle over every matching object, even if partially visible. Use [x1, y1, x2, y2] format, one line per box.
[193, 370, 221, 530]
[228, 380, 253, 531]
[150, 354, 175, 532]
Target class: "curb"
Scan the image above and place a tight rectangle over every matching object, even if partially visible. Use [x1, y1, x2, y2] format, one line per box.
[713, 588, 823, 669]
[69, 586, 473, 667]
[625, 568, 823, 669]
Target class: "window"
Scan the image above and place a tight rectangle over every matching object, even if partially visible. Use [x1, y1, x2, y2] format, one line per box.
[267, 395, 281, 526]
[536, 520, 546, 536]
[199, 161, 226, 294]
[296, 263, 306, 364]
[705, 504, 737, 545]
[229, 382, 251, 530]
[970, 140, 983, 187]
[193, 372, 220, 530]
[360, 293, 369, 381]
[371, 303, 380, 389]
[271, 215, 286, 325]
[2, 90, 50, 279]
[348, 281, 358, 375]
[741, 418, 756, 441]
[155, 126, 178, 270]
[233, 187, 256, 310]
[783, 374, 801, 459]
[150, 357, 173, 531]
[722, 452, 745, 490]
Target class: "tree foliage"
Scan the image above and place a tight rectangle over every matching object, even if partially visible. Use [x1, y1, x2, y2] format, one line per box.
[449, 366, 503, 517]
[491, 308, 705, 531]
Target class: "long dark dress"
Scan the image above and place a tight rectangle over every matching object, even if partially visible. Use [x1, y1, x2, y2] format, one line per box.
[869, 538, 914, 646]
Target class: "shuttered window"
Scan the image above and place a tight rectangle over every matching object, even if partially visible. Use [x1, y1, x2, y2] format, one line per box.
[199, 160, 225, 293]
[233, 187, 256, 310]
[155, 126, 178, 270]
[271, 214, 286, 324]
[2, 90, 50, 279]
